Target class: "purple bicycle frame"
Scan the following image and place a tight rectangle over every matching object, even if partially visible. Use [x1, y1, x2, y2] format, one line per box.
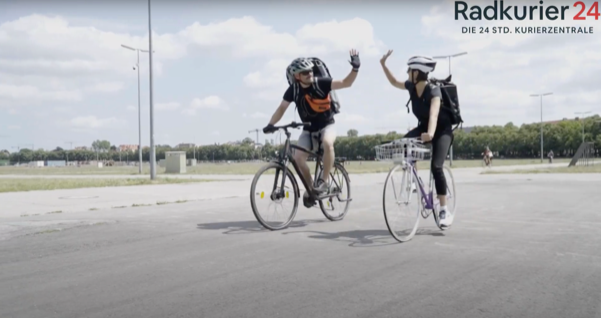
[408, 158, 434, 210]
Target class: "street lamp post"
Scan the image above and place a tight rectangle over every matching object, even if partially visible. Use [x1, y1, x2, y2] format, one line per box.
[148, 0, 157, 180]
[575, 111, 592, 143]
[121, 44, 152, 174]
[432, 52, 467, 167]
[65, 141, 74, 165]
[529, 92, 553, 163]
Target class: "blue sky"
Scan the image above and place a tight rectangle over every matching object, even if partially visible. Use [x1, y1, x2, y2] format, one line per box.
[1, 0, 599, 151]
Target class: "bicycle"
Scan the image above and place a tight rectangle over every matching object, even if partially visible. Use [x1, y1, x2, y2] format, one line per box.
[250, 121, 352, 230]
[482, 154, 492, 168]
[375, 137, 457, 242]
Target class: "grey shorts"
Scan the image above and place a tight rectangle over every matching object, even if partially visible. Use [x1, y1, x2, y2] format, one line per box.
[297, 124, 336, 153]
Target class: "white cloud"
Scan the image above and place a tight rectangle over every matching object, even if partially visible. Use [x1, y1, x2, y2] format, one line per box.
[53, 106, 70, 113]
[0, 14, 175, 107]
[0, 83, 82, 102]
[156, 102, 181, 111]
[336, 112, 371, 125]
[250, 112, 268, 119]
[69, 116, 126, 129]
[0, 13, 382, 111]
[211, 131, 220, 136]
[182, 96, 229, 115]
[294, 18, 383, 57]
[7, 125, 20, 130]
[86, 82, 125, 93]
[181, 16, 382, 59]
[126, 105, 136, 112]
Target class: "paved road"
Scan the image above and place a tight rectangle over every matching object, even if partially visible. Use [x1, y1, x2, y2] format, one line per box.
[0, 161, 571, 180]
[1, 168, 600, 318]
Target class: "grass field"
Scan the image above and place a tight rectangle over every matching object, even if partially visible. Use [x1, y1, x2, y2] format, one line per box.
[481, 164, 601, 174]
[0, 158, 571, 176]
[0, 178, 216, 193]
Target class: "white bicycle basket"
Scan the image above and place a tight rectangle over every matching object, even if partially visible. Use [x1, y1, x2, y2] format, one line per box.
[374, 138, 430, 163]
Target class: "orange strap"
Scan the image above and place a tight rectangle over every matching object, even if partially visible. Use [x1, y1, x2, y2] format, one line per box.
[304, 93, 331, 113]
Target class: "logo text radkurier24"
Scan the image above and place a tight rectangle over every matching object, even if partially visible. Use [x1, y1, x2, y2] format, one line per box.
[455, 1, 598, 34]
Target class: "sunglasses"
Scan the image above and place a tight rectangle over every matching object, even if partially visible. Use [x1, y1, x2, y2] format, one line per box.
[299, 70, 313, 76]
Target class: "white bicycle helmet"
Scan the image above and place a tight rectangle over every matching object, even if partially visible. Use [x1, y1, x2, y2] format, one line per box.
[288, 58, 314, 74]
[286, 57, 314, 84]
[407, 56, 437, 73]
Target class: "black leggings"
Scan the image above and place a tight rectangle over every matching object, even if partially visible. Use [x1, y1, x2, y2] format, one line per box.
[404, 127, 453, 195]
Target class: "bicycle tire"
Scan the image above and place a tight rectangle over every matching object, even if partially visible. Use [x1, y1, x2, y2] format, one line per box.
[318, 162, 352, 221]
[382, 164, 421, 242]
[249, 162, 299, 230]
[442, 165, 457, 216]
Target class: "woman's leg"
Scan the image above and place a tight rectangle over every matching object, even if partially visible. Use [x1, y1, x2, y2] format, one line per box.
[431, 132, 453, 227]
[431, 132, 452, 201]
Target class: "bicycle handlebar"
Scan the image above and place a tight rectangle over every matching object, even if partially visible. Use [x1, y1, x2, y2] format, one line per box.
[274, 121, 311, 129]
[265, 121, 311, 133]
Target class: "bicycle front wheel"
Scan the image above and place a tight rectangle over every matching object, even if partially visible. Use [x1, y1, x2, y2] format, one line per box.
[382, 163, 422, 242]
[249, 162, 299, 230]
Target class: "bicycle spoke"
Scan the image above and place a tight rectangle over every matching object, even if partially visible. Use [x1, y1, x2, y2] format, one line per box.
[318, 163, 351, 221]
[250, 163, 299, 230]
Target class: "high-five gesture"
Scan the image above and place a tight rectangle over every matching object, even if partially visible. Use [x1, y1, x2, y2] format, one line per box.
[349, 49, 360, 70]
[380, 49, 393, 66]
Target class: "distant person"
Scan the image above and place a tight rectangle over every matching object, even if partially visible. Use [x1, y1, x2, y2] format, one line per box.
[482, 146, 493, 166]
[548, 150, 554, 163]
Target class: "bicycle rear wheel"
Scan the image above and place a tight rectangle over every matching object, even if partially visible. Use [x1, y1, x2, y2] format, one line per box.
[249, 162, 299, 230]
[382, 163, 422, 242]
[318, 162, 351, 221]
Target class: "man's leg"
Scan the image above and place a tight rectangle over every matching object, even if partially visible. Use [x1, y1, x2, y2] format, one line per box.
[295, 131, 314, 190]
[315, 125, 336, 192]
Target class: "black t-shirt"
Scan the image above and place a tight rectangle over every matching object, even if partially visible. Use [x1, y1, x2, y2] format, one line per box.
[405, 80, 452, 133]
[283, 77, 335, 132]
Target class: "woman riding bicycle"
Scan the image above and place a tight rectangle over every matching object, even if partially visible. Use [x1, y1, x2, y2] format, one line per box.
[380, 50, 455, 228]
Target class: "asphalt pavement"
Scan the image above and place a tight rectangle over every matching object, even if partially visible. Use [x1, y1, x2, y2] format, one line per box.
[1, 166, 600, 318]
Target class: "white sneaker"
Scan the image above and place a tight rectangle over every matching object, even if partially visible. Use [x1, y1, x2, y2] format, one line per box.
[438, 209, 454, 228]
[314, 179, 329, 193]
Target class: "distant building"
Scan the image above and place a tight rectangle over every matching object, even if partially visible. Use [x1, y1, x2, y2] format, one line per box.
[119, 144, 139, 152]
[74, 146, 88, 151]
[176, 143, 196, 149]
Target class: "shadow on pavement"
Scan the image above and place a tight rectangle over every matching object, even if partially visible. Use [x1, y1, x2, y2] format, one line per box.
[282, 228, 444, 247]
[197, 219, 329, 235]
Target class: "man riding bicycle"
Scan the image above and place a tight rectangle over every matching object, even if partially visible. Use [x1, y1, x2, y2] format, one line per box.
[380, 50, 455, 228]
[263, 49, 361, 195]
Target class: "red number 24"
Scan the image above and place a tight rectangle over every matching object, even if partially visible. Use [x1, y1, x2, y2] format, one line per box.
[574, 1, 600, 20]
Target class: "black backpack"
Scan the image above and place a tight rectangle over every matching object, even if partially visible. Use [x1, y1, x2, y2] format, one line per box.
[286, 57, 341, 114]
[405, 75, 463, 130]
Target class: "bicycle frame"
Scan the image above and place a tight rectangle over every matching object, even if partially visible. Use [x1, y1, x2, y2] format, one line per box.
[407, 158, 435, 211]
[271, 126, 341, 201]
